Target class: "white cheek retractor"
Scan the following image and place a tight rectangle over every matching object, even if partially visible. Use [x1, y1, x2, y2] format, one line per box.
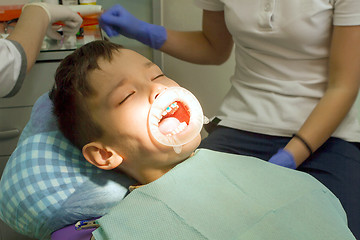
[148, 87, 209, 154]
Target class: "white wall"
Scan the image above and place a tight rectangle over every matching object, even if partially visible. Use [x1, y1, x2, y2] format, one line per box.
[161, 0, 234, 122]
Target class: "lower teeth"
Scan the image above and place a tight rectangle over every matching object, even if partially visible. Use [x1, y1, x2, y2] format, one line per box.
[166, 122, 188, 137]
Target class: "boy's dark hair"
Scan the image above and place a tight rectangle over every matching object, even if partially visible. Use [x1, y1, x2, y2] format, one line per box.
[50, 40, 123, 149]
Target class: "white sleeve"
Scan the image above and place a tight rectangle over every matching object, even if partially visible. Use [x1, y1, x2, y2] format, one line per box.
[333, 0, 360, 26]
[0, 39, 27, 98]
[193, 0, 224, 11]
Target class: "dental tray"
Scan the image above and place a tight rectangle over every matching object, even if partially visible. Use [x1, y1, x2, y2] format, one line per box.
[0, 4, 102, 26]
[0, 5, 22, 21]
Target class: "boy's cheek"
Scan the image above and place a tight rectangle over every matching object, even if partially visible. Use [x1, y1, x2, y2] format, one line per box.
[122, 106, 150, 130]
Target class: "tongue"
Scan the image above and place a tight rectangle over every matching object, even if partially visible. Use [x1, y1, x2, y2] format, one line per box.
[159, 117, 181, 135]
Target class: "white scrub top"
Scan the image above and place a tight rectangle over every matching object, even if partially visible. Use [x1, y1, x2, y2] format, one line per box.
[0, 39, 27, 98]
[194, 0, 360, 142]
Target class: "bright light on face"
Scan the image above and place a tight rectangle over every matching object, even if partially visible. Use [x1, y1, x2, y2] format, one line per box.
[148, 87, 205, 154]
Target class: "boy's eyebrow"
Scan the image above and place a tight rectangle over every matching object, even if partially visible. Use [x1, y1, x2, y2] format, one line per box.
[106, 78, 126, 103]
[144, 61, 155, 68]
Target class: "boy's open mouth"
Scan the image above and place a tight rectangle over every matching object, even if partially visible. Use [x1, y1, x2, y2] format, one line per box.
[158, 101, 190, 136]
[148, 87, 204, 149]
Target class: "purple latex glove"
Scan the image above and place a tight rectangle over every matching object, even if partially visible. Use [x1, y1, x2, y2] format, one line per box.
[268, 149, 296, 169]
[99, 4, 167, 49]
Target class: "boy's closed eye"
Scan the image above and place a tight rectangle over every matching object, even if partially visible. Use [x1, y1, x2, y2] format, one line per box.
[119, 91, 135, 105]
[152, 74, 165, 81]
[118, 75, 165, 105]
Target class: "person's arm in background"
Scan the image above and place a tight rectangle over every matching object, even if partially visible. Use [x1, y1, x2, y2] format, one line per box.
[282, 25, 360, 167]
[99, 5, 233, 65]
[6, 5, 47, 73]
[7, 3, 82, 72]
[160, 10, 233, 65]
[0, 3, 82, 98]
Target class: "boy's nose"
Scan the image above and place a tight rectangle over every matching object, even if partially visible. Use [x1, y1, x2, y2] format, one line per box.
[149, 84, 167, 104]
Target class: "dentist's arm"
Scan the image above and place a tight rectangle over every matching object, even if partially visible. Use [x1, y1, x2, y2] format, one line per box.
[7, 3, 82, 72]
[161, 10, 233, 65]
[270, 25, 360, 168]
[5, 4, 48, 73]
[99, 5, 233, 65]
[1, 3, 82, 98]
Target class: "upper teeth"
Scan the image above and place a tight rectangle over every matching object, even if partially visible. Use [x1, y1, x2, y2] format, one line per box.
[161, 102, 179, 118]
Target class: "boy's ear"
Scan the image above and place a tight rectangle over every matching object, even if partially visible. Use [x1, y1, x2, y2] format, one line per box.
[82, 142, 123, 170]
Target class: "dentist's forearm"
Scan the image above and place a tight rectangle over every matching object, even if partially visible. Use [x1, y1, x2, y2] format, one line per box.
[159, 10, 233, 65]
[285, 87, 359, 166]
[160, 30, 233, 65]
[7, 5, 49, 72]
[285, 25, 360, 166]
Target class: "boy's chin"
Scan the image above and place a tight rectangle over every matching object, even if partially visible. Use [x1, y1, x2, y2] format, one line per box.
[173, 134, 201, 156]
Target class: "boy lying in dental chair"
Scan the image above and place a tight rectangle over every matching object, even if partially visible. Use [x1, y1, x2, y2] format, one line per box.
[0, 40, 354, 240]
[49, 40, 355, 239]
